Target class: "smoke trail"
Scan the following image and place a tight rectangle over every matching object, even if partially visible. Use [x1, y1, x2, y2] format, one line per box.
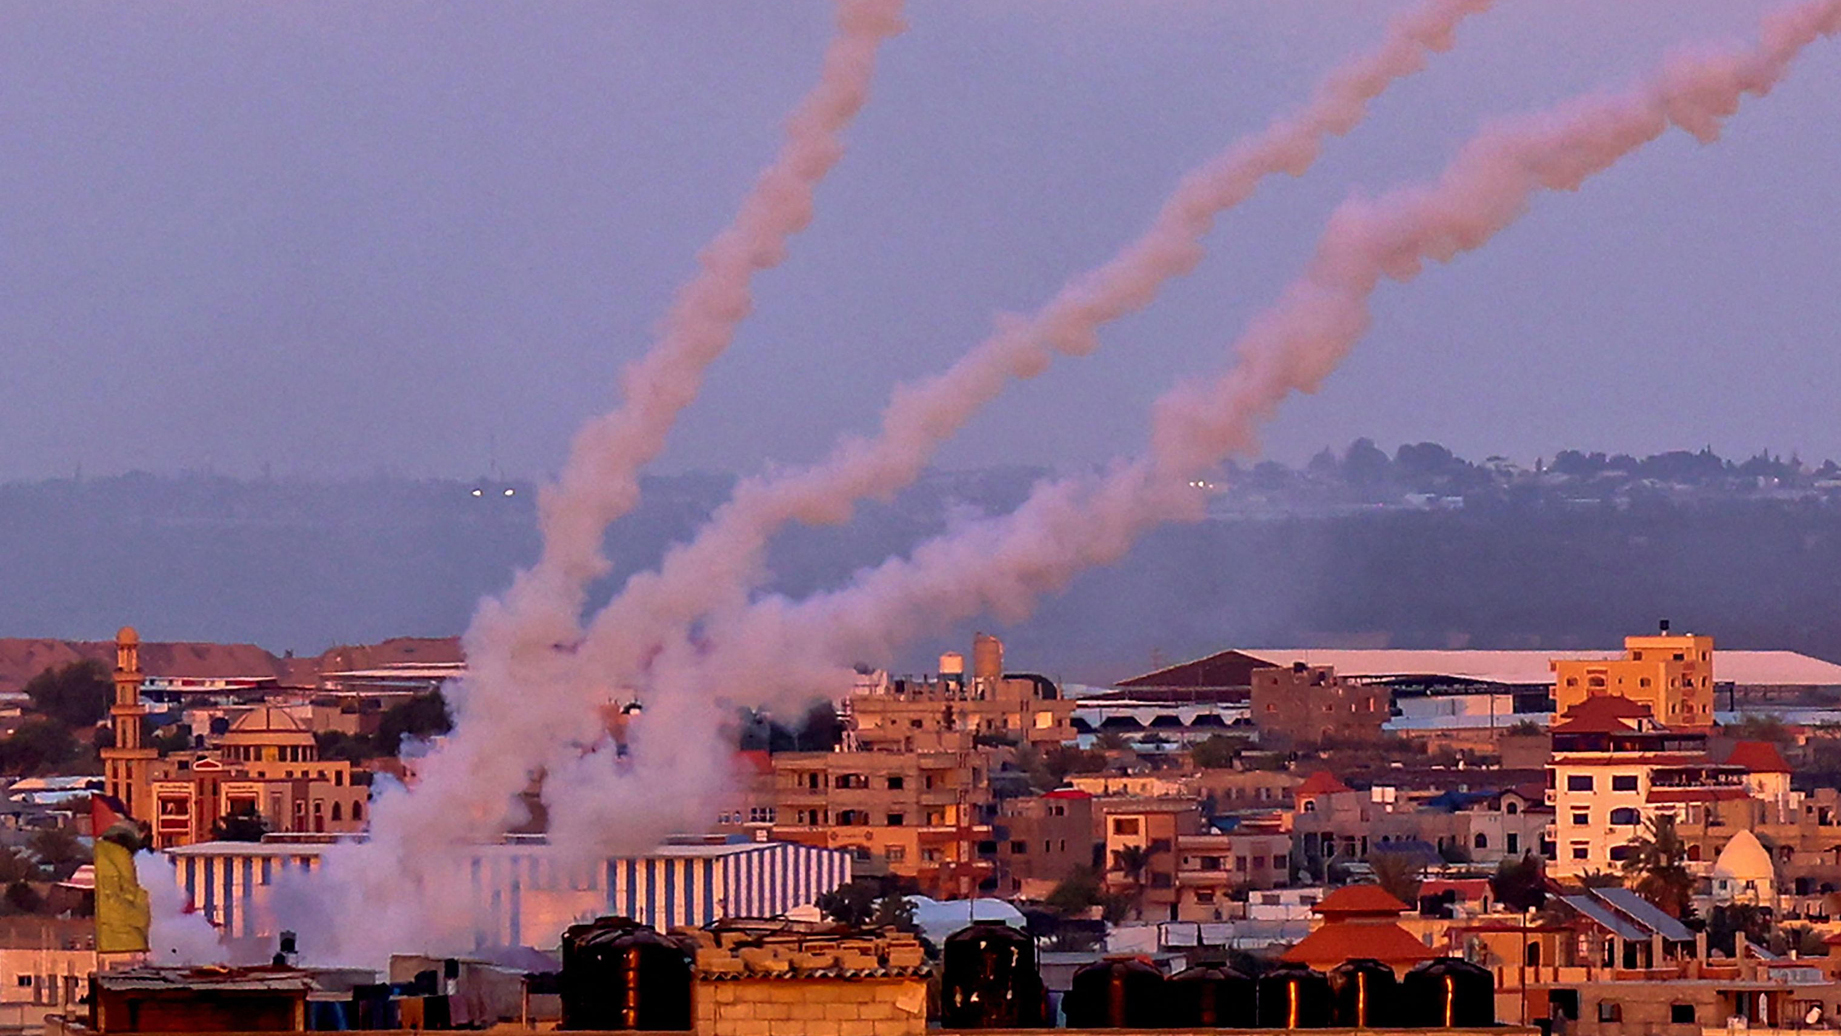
[655, 0, 1841, 723]
[566, 0, 1491, 710]
[276, 0, 906, 966]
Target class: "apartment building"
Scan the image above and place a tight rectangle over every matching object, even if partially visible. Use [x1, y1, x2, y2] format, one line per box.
[1545, 696, 1748, 879]
[846, 634, 1077, 752]
[1551, 623, 1716, 728]
[994, 788, 1094, 898]
[1249, 662, 1390, 747]
[769, 750, 992, 897]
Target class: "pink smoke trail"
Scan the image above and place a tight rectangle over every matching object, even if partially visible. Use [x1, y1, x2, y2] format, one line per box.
[669, 0, 1841, 712]
[278, 1, 907, 964]
[569, 0, 1493, 689]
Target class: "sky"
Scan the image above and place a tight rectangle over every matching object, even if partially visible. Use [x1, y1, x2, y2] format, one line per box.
[1, 0, 1837, 483]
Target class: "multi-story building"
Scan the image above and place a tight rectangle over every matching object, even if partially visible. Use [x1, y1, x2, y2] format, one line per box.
[769, 750, 991, 897]
[149, 708, 370, 848]
[1545, 696, 1747, 879]
[1249, 662, 1390, 747]
[845, 634, 1077, 753]
[994, 788, 1094, 898]
[1551, 623, 1716, 728]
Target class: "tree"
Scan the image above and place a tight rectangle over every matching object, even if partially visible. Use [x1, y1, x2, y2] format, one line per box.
[0, 720, 79, 776]
[1705, 904, 1771, 957]
[1622, 815, 1695, 918]
[376, 692, 452, 756]
[29, 828, 85, 881]
[870, 893, 917, 932]
[1044, 866, 1104, 916]
[1189, 735, 1240, 770]
[816, 875, 913, 928]
[315, 730, 377, 764]
[1724, 714, 1791, 744]
[1039, 745, 1107, 786]
[1, 881, 42, 916]
[0, 848, 37, 884]
[1095, 732, 1127, 752]
[1367, 851, 1425, 908]
[1110, 844, 1162, 920]
[1490, 853, 1547, 912]
[23, 660, 111, 728]
[212, 805, 269, 843]
[147, 723, 193, 756]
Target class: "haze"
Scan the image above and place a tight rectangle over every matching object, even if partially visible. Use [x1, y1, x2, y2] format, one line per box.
[2, 0, 1837, 483]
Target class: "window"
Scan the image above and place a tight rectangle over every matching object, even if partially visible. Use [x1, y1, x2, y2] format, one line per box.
[1568, 775, 1594, 792]
[1671, 1004, 1696, 1024]
[1265, 703, 1277, 713]
[1505, 801, 1519, 815]
[16, 976, 32, 987]
[331, 802, 343, 822]
[1610, 807, 1641, 825]
[806, 772, 820, 790]
[886, 846, 906, 863]
[1252, 856, 1267, 870]
[1571, 842, 1589, 861]
[1612, 775, 1639, 792]
[1598, 1002, 1622, 1023]
[1507, 833, 1520, 854]
[1195, 889, 1216, 904]
[1009, 840, 1027, 854]
[1609, 845, 1633, 862]
[1112, 818, 1141, 836]
[886, 813, 905, 827]
[1200, 856, 1222, 871]
[352, 801, 364, 822]
[1572, 810, 1590, 826]
[887, 776, 904, 790]
[1474, 833, 1488, 850]
[1235, 856, 1248, 872]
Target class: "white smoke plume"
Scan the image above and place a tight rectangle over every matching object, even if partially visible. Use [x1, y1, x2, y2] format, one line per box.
[274, 0, 907, 966]
[566, 0, 1492, 703]
[134, 853, 225, 966]
[648, 0, 1841, 724]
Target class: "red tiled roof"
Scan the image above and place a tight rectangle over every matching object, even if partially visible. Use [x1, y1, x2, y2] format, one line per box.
[1313, 883, 1409, 918]
[733, 750, 773, 776]
[1044, 788, 1093, 799]
[1296, 771, 1353, 797]
[1282, 922, 1436, 966]
[1724, 741, 1791, 774]
[1421, 878, 1491, 901]
[1551, 695, 1658, 734]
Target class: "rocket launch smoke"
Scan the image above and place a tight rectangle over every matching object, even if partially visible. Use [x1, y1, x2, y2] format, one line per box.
[282, 0, 1840, 964]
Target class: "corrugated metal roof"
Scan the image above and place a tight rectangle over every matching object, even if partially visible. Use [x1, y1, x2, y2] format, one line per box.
[1593, 887, 1695, 941]
[1560, 894, 1648, 941]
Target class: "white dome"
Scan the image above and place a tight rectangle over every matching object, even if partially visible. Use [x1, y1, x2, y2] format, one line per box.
[1712, 830, 1774, 881]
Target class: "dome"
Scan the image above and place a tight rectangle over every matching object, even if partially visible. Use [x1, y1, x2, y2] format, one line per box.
[228, 707, 305, 734]
[116, 626, 139, 645]
[1712, 830, 1773, 881]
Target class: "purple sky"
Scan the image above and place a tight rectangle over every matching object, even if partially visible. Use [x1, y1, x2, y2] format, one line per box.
[2, 0, 1837, 482]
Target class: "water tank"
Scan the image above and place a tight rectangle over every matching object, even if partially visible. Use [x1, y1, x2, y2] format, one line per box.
[1063, 957, 1166, 1029]
[1257, 964, 1333, 1028]
[1403, 957, 1495, 1028]
[972, 633, 1005, 687]
[1331, 958, 1401, 1028]
[940, 921, 1046, 1028]
[940, 652, 966, 678]
[1169, 964, 1256, 1028]
[560, 917, 692, 1031]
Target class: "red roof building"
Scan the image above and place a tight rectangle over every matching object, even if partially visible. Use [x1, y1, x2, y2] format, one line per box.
[1281, 883, 1436, 972]
[1724, 740, 1791, 774]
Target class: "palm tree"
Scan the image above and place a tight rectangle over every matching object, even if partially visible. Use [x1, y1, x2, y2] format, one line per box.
[1110, 844, 1162, 920]
[1368, 850, 1425, 908]
[1622, 815, 1696, 918]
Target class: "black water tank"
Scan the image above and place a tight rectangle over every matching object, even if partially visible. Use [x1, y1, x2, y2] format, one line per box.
[1403, 957, 1495, 1028]
[941, 922, 1047, 1028]
[1331, 958, 1401, 1028]
[1169, 964, 1256, 1028]
[1063, 957, 1167, 1029]
[1257, 964, 1333, 1028]
[560, 917, 693, 1031]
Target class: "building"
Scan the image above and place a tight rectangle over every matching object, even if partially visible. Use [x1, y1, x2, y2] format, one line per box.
[1553, 624, 1717, 728]
[146, 707, 369, 848]
[769, 750, 990, 897]
[1249, 663, 1389, 747]
[1709, 829, 1777, 907]
[1279, 883, 1437, 974]
[87, 966, 313, 1033]
[845, 634, 1076, 753]
[1545, 696, 1748, 879]
[167, 837, 852, 947]
[993, 788, 1094, 898]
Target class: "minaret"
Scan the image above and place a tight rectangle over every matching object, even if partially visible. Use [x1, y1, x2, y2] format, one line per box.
[100, 626, 156, 819]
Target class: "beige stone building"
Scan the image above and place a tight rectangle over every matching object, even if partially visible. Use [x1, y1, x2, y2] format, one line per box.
[1552, 625, 1716, 728]
[1250, 662, 1390, 747]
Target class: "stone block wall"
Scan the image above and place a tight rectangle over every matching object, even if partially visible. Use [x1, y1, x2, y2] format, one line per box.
[693, 976, 927, 1036]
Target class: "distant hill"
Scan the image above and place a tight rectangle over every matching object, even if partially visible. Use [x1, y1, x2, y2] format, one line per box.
[2, 445, 1838, 684]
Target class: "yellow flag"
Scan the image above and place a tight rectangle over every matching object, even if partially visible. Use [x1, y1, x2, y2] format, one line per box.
[95, 839, 150, 954]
